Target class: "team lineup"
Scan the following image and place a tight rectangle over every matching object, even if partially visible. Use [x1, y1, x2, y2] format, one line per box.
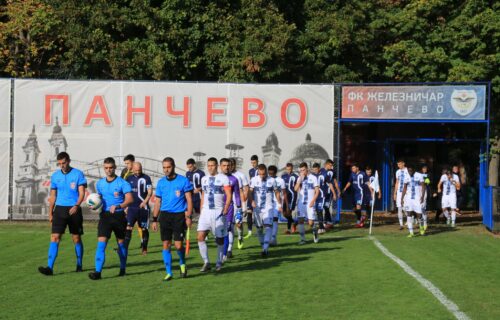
[38, 152, 462, 280]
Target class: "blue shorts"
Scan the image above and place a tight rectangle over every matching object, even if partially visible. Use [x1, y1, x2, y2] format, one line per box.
[286, 192, 297, 211]
[315, 197, 325, 213]
[353, 193, 363, 207]
[127, 207, 150, 229]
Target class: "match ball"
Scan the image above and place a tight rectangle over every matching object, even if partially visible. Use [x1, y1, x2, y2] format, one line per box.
[86, 193, 102, 210]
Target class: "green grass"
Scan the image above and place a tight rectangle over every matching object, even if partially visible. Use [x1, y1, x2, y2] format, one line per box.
[1, 221, 499, 319]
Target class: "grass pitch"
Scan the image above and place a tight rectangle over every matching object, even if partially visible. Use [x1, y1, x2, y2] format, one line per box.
[1, 220, 499, 320]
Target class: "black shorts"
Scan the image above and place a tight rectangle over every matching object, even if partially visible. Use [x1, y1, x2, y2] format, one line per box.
[52, 205, 84, 235]
[126, 207, 150, 229]
[192, 195, 201, 214]
[159, 212, 186, 242]
[97, 212, 127, 239]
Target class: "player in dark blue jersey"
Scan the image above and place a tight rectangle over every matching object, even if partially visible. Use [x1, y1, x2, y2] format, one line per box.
[341, 164, 369, 228]
[88, 157, 133, 280]
[245, 154, 259, 238]
[363, 166, 381, 223]
[321, 159, 340, 229]
[125, 162, 152, 255]
[312, 163, 327, 234]
[38, 152, 87, 276]
[281, 163, 298, 234]
[185, 158, 205, 215]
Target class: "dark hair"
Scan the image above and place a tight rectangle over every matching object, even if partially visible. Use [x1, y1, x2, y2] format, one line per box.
[365, 166, 372, 171]
[299, 162, 308, 168]
[56, 152, 70, 161]
[325, 159, 334, 165]
[407, 164, 414, 170]
[251, 155, 259, 161]
[397, 159, 405, 164]
[124, 154, 135, 162]
[229, 158, 236, 166]
[207, 157, 218, 165]
[286, 162, 293, 168]
[104, 157, 116, 166]
[186, 158, 196, 165]
[268, 165, 278, 173]
[351, 163, 359, 169]
[312, 163, 320, 169]
[257, 164, 267, 171]
[220, 158, 230, 165]
[162, 157, 176, 167]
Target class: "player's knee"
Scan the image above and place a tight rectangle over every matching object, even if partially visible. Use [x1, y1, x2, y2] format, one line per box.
[197, 233, 206, 242]
[51, 234, 61, 242]
[125, 229, 132, 239]
[163, 241, 171, 250]
[126, 225, 133, 231]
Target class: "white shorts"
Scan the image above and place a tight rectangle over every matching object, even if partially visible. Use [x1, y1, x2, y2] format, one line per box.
[297, 202, 316, 221]
[441, 195, 457, 209]
[396, 191, 404, 208]
[404, 199, 422, 214]
[197, 208, 228, 238]
[253, 207, 273, 227]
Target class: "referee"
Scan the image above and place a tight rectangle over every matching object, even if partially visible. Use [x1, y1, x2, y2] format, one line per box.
[152, 157, 193, 281]
[88, 157, 133, 280]
[38, 152, 87, 275]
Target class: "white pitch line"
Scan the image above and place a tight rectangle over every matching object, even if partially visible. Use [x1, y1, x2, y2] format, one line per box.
[370, 236, 470, 320]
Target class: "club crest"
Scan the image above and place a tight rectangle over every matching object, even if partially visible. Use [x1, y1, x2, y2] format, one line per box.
[451, 90, 477, 116]
[176, 190, 181, 197]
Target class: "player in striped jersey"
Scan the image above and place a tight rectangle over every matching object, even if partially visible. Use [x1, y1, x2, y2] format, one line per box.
[401, 165, 425, 237]
[394, 159, 409, 229]
[295, 162, 320, 244]
[268, 165, 287, 246]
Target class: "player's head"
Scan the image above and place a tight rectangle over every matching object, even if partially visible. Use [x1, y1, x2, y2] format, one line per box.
[407, 164, 414, 176]
[312, 162, 320, 174]
[452, 165, 459, 173]
[268, 165, 278, 177]
[56, 152, 71, 172]
[186, 158, 196, 172]
[207, 157, 218, 175]
[162, 157, 176, 177]
[257, 164, 267, 179]
[132, 162, 143, 176]
[103, 157, 117, 178]
[250, 155, 259, 168]
[365, 166, 372, 176]
[351, 163, 359, 173]
[229, 158, 237, 172]
[324, 159, 334, 170]
[397, 159, 405, 169]
[124, 154, 135, 170]
[285, 162, 293, 174]
[421, 164, 428, 173]
[299, 162, 308, 176]
[220, 158, 230, 175]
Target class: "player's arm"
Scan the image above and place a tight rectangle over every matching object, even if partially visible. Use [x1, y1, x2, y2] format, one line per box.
[141, 186, 153, 209]
[309, 186, 319, 208]
[341, 181, 351, 194]
[200, 190, 204, 211]
[334, 178, 341, 197]
[282, 190, 288, 212]
[223, 185, 232, 214]
[152, 196, 161, 232]
[393, 178, 399, 201]
[48, 189, 57, 223]
[69, 185, 86, 215]
[437, 179, 443, 193]
[401, 183, 407, 205]
[248, 187, 255, 208]
[420, 182, 425, 203]
[294, 176, 302, 192]
[111, 192, 133, 213]
[454, 177, 461, 191]
[328, 182, 337, 201]
[185, 191, 193, 227]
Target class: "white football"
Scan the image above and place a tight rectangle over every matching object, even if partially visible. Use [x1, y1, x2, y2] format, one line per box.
[86, 193, 102, 210]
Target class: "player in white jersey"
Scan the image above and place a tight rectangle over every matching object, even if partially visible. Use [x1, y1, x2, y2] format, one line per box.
[294, 162, 320, 244]
[419, 165, 431, 231]
[197, 157, 232, 272]
[268, 165, 287, 246]
[230, 159, 249, 249]
[394, 159, 409, 229]
[248, 164, 281, 257]
[401, 165, 425, 237]
[437, 169, 461, 227]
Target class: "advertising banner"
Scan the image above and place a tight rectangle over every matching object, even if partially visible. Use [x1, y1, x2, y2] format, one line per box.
[0, 79, 11, 219]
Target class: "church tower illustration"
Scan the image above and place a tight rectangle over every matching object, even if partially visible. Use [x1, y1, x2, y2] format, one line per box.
[261, 132, 281, 167]
[15, 125, 41, 206]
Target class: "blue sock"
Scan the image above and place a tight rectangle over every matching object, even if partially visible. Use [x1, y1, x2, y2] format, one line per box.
[74, 242, 83, 267]
[47, 242, 59, 269]
[223, 235, 229, 256]
[162, 249, 172, 275]
[117, 242, 128, 270]
[95, 241, 107, 273]
[177, 248, 186, 266]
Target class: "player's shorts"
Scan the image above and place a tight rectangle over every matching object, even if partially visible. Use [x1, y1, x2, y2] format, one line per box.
[197, 208, 228, 238]
[192, 196, 201, 214]
[286, 192, 297, 211]
[126, 207, 150, 229]
[324, 192, 332, 208]
[52, 205, 84, 235]
[159, 211, 186, 242]
[315, 197, 325, 213]
[98, 212, 127, 239]
[441, 194, 457, 209]
[297, 202, 317, 221]
[396, 191, 403, 208]
[403, 198, 422, 214]
[353, 192, 363, 207]
[253, 207, 273, 227]
[272, 208, 282, 219]
[362, 195, 373, 207]
[226, 205, 235, 224]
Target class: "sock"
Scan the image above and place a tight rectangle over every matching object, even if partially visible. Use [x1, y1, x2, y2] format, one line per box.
[287, 216, 293, 230]
[247, 213, 253, 232]
[47, 241, 59, 269]
[263, 226, 272, 251]
[176, 247, 185, 266]
[355, 209, 361, 222]
[398, 207, 404, 226]
[228, 231, 234, 252]
[117, 242, 128, 270]
[74, 242, 83, 267]
[142, 229, 149, 250]
[198, 241, 209, 264]
[444, 210, 450, 220]
[162, 249, 172, 275]
[324, 207, 332, 224]
[407, 216, 414, 233]
[418, 217, 423, 227]
[298, 223, 306, 240]
[137, 226, 143, 245]
[237, 226, 243, 239]
[95, 241, 107, 273]
[451, 211, 456, 223]
[272, 220, 278, 242]
[422, 212, 428, 227]
[217, 244, 224, 265]
[317, 211, 324, 229]
[223, 235, 229, 256]
[312, 221, 318, 235]
[257, 227, 264, 245]
[124, 229, 132, 249]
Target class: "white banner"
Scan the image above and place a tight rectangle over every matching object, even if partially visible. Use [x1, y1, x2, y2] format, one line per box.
[12, 80, 334, 218]
[0, 79, 10, 219]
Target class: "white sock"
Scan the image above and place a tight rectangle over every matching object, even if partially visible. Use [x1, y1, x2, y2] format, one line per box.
[264, 226, 272, 251]
[228, 231, 234, 252]
[451, 211, 456, 223]
[216, 244, 224, 265]
[272, 221, 278, 242]
[407, 216, 414, 233]
[257, 227, 264, 245]
[398, 207, 404, 226]
[237, 226, 242, 239]
[444, 210, 450, 220]
[422, 212, 428, 227]
[298, 223, 306, 240]
[198, 241, 209, 264]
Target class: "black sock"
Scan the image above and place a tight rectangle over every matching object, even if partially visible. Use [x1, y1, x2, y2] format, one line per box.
[324, 207, 332, 224]
[287, 216, 294, 230]
[317, 211, 324, 229]
[247, 213, 253, 231]
[355, 210, 362, 221]
[142, 229, 149, 251]
[124, 229, 132, 249]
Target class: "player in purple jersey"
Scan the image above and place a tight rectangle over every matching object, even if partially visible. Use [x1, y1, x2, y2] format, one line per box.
[186, 158, 205, 215]
[221, 158, 242, 260]
[125, 162, 152, 255]
[281, 163, 298, 234]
